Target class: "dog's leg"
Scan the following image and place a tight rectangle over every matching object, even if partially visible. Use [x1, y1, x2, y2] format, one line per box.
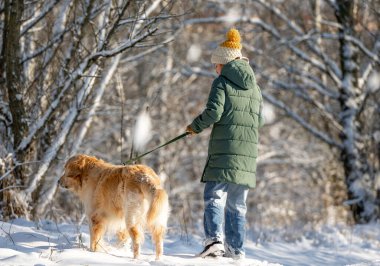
[128, 225, 143, 259]
[90, 213, 106, 252]
[116, 229, 129, 248]
[151, 225, 165, 260]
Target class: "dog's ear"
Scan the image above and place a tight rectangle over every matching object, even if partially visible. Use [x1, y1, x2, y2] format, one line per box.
[67, 154, 87, 176]
[74, 154, 87, 170]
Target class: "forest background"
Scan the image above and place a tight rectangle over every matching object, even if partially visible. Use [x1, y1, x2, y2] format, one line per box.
[0, 0, 379, 239]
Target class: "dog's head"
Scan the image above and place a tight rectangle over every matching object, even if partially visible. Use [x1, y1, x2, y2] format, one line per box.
[58, 154, 88, 193]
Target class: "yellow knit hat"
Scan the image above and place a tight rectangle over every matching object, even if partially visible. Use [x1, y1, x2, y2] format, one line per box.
[211, 28, 243, 65]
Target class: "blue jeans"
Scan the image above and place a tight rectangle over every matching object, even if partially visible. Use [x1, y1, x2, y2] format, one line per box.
[203, 181, 249, 255]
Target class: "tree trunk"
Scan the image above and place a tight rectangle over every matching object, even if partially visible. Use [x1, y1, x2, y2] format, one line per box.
[1, 0, 29, 219]
[336, 0, 379, 222]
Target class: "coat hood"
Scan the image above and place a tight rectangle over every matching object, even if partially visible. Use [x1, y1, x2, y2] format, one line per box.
[220, 59, 256, 90]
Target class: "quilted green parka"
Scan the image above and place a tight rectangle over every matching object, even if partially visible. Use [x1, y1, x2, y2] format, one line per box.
[190, 59, 263, 188]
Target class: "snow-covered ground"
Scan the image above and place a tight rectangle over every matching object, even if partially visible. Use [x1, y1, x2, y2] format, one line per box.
[1, 219, 380, 266]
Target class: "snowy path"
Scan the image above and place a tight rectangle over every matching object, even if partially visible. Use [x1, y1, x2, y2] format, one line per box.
[1, 219, 380, 266]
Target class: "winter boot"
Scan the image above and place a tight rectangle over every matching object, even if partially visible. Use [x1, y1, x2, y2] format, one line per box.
[224, 245, 245, 260]
[198, 241, 225, 258]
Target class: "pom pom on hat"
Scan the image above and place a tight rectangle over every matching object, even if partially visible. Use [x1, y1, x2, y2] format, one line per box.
[221, 28, 242, 49]
[211, 28, 243, 65]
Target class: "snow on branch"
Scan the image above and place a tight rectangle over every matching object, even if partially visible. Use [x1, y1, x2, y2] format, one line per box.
[121, 44, 164, 63]
[98, 0, 130, 51]
[129, 0, 162, 38]
[248, 44, 331, 96]
[318, 19, 343, 29]
[69, 55, 120, 156]
[17, 26, 156, 153]
[37, 56, 121, 213]
[302, 35, 342, 82]
[262, 91, 343, 149]
[321, 33, 380, 65]
[89, 27, 158, 59]
[120, 32, 176, 63]
[0, 160, 41, 183]
[22, 1, 73, 65]
[255, 0, 303, 35]
[21, 0, 61, 36]
[256, 0, 346, 81]
[255, 0, 342, 81]
[16, 57, 91, 153]
[25, 65, 98, 198]
[119, 14, 182, 26]
[270, 59, 340, 99]
[17, 2, 96, 153]
[262, 73, 343, 132]
[0, 185, 26, 193]
[96, 0, 111, 50]
[20, 1, 162, 202]
[21, 27, 72, 64]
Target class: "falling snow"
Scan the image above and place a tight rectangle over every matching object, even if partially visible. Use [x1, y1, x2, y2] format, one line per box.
[133, 109, 152, 152]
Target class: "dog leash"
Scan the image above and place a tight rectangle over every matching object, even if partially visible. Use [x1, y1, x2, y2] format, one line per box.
[124, 132, 190, 165]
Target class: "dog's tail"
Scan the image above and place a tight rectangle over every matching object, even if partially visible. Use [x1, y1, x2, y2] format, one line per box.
[147, 187, 169, 260]
[147, 188, 169, 228]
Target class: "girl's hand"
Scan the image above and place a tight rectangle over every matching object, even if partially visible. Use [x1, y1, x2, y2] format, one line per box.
[186, 125, 197, 136]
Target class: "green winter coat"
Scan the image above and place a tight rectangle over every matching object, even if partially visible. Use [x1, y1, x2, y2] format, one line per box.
[190, 59, 263, 188]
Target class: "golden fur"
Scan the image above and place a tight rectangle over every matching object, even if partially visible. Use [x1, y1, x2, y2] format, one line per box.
[59, 154, 169, 260]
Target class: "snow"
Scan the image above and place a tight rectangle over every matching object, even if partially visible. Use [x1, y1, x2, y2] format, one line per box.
[224, 8, 241, 26]
[133, 109, 152, 152]
[262, 104, 276, 125]
[187, 44, 202, 62]
[1, 219, 380, 266]
[368, 71, 380, 92]
[16, 94, 23, 101]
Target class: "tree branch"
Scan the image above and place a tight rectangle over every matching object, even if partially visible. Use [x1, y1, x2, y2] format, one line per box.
[35, 55, 121, 214]
[184, 16, 332, 76]
[25, 65, 99, 198]
[255, 0, 342, 83]
[20, 0, 61, 36]
[89, 27, 158, 59]
[320, 33, 380, 65]
[21, 26, 72, 64]
[262, 91, 343, 149]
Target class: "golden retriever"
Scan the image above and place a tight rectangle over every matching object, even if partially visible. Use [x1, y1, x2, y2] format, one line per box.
[58, 154, 169, 260]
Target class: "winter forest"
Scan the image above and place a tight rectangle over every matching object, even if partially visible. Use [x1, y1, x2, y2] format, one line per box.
[0, 0, 380, 265]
